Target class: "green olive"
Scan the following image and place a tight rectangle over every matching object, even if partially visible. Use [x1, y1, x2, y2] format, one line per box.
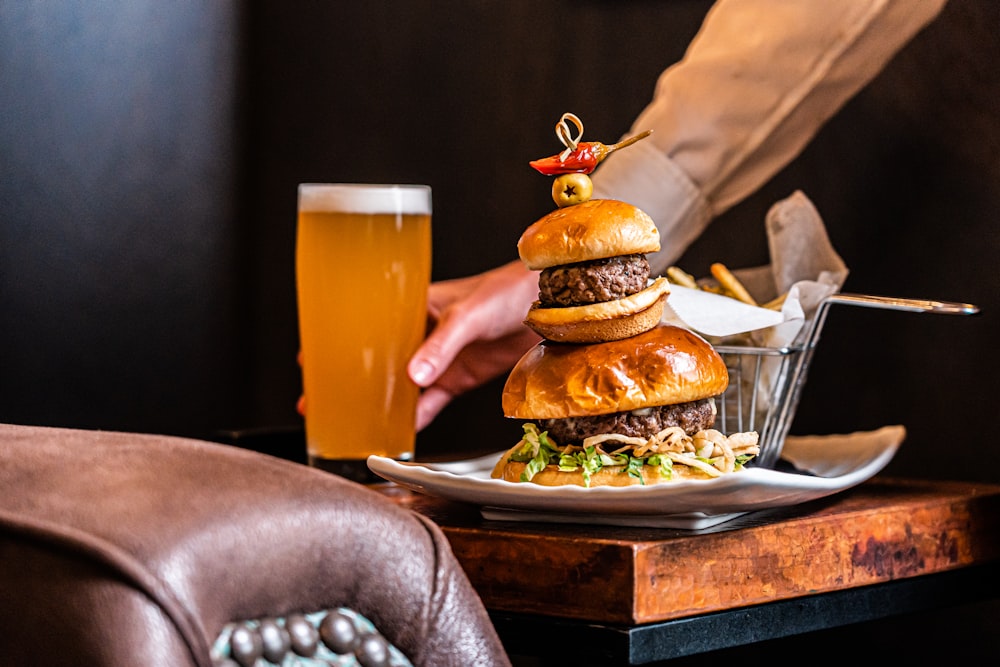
[552, 173, 594, 208]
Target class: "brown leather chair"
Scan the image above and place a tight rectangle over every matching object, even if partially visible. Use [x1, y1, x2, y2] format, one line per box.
[0, 423, 511, 667]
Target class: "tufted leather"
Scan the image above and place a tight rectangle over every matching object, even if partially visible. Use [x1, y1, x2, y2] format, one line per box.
[0, 423, 511, 667]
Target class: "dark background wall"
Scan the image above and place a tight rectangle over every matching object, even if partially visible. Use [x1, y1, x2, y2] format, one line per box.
[0, 1, 248, 437]
[1, 1, 998, 660]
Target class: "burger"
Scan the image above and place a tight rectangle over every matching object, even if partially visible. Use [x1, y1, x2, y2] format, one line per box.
[517, 198, 671, 344]
[492, 323, 760, 487]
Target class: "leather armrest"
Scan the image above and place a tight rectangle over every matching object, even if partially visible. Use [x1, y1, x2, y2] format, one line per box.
[0, 423, 510, 667]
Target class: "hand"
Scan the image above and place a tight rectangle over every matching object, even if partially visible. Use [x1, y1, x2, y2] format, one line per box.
[408, 260, 541, 431]
[296, 351, 306, 416]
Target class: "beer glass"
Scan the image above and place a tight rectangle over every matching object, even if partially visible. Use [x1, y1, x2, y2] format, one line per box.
[296, 184, 432, 482]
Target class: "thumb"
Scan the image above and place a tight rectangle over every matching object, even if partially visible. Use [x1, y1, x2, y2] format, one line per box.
[408, 306, 481, 387]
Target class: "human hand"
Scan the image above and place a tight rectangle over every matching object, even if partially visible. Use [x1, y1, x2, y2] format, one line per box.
[408, 260, 541, 431]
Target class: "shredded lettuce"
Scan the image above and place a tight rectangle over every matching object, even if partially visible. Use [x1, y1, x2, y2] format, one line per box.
[624, 456, 645, 483]
[556, 445, 599, 486]
[646, 454, 674, 481]
[511, 424, 680, 487]
[511, 424, 561, 483]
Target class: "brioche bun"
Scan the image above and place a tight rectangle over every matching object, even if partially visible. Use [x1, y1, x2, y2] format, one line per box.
[523, 278, 669, 343]
[517, 199, 660, 270]
[502, 323, 728, 420]
[491, 451, 713, 487]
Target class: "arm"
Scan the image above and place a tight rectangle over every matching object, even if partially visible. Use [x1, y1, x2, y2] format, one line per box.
[409, 0, 947, 429]
[593, 0, 948, 273]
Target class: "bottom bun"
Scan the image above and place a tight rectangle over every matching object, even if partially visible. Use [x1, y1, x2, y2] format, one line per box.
[491, 459, 712, 487]
[525, 292, 667, 344]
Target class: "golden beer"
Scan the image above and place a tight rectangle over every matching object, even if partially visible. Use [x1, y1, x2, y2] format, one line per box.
[296, 184, 431, 478]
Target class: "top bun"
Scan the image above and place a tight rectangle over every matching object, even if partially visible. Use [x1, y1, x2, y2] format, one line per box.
[502, 323, 729, 420]
[517, 199, 660, 270]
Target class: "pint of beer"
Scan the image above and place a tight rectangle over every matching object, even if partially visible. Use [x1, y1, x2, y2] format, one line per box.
[296, 184, 432, 481]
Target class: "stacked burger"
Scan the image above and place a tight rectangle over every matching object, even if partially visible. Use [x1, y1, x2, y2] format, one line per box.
[492, 115, 759, 487]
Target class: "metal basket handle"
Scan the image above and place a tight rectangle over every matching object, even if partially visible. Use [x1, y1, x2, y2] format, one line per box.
[807, 293, 979, 350]
[824, 293, 979, 315]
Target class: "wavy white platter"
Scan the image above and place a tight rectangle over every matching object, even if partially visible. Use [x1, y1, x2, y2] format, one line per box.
[368, 426, 904, 529]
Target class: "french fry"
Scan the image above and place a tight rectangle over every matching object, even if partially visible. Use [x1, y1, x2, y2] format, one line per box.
[670, 262, 776, 310]
[762, 292, 788, 311]
[666, 266, 699, 289]
[709, 263, 757, 307]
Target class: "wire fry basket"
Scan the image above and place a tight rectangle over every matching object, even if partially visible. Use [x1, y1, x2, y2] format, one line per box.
[713, 293, 979, 469]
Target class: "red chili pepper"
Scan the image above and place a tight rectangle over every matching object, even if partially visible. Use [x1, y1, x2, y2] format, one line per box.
[529, 129, 652, 176]
[529, 143, 604, 175]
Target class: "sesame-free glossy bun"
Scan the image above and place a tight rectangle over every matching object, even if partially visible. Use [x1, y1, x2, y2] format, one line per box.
[523, 278, 669, 343]
[517, 199, 660, 270]
[501, 323, 729, 420]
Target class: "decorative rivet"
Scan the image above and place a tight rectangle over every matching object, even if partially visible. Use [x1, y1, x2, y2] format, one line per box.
[259, 618, 291, 663]
[319, 610, 359, 654]
[286, 613, 319, 657]
[229, 624, 262, 667]
[357, 632, 391, 667]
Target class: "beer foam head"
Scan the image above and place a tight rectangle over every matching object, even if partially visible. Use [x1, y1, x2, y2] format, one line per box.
[299, 184, 432, 216]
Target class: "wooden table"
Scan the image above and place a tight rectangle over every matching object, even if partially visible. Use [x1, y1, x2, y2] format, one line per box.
[377, 477, 1000, 665]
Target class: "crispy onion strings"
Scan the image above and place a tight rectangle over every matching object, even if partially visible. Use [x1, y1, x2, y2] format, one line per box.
[577, 427, 760, 475]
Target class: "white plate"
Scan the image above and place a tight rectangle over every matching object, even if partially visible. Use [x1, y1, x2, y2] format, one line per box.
[368, 426, 904, 529]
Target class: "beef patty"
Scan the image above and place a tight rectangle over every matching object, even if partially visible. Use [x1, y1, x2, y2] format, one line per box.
[537, 254, 650, 307]
[540, 398, 717, 445]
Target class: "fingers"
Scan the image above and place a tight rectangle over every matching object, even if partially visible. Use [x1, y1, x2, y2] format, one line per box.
[295, 351, 306, 416]
[409, 261, 538, 388]
[414, 326, 542, 431]
[410, 282, 492, 387]
[416, 386, 454, 431]
[408, 305, 478, 387]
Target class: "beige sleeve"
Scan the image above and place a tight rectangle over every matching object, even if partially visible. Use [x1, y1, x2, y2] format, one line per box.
[591, 0, 948, 274]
